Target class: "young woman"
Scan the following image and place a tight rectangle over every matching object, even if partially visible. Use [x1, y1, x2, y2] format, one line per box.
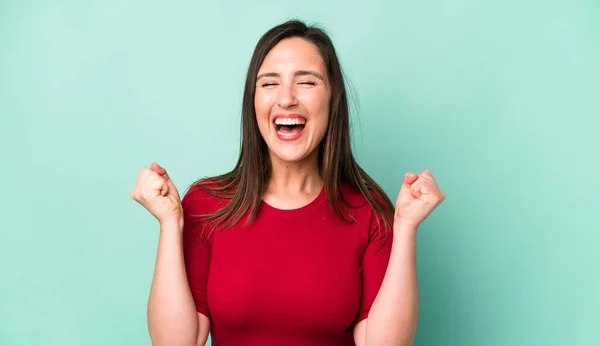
[131, 20, 445, 346]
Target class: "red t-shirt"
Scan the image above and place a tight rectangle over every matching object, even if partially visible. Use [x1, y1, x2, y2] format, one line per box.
[181, 181, 393, 346]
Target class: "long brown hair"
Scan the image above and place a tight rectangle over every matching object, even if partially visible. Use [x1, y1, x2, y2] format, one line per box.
[194, 20, 395, 235]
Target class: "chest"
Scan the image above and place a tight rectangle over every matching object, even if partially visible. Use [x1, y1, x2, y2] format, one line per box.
[206, 216, 367, 333]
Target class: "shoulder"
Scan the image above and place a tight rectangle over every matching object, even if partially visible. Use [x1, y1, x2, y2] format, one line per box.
[180, 179, 231, 242]
[339, 181, 369, 205]
[181, 178, 229, 215]
[181, 180, 209, 207]
[339, 181, 392, 214]
[339, 181, 394, 240]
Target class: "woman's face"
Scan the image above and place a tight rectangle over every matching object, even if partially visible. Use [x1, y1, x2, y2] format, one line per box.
[254, 37, 331, 165]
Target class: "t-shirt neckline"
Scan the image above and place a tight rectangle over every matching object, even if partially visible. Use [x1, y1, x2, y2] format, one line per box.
[259, 186, 326, 218]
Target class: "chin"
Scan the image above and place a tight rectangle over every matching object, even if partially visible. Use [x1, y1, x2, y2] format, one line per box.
[270, 147, 315, 164]
[272, 152, 307, 163]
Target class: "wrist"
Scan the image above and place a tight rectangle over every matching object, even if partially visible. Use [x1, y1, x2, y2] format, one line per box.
[159, 216, 184, 231]
[393, 219, 418, 235]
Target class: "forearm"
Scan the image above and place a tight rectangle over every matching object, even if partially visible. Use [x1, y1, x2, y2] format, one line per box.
[147, 219, 200, 346]
[366, 222, 418, 346]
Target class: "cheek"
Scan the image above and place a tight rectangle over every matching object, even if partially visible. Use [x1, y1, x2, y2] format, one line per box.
[254, 92, 274, 132]
[299, 92, 330, 128]
[254, 93, 265, 116]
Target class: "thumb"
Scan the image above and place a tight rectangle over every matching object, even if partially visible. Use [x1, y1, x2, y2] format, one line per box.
[150, 162, 172, 185]
[150, 162, 179, 199]
[151, 162, 165, 174]
[158, 167, 178, 196]
[402, 172, 419, 189]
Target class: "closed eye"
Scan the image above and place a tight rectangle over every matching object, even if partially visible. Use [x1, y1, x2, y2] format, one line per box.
[298, 81, 317, 86]
[261, 83, 279, 87]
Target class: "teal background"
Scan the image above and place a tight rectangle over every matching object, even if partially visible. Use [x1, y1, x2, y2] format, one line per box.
[1, 0, 599, 345]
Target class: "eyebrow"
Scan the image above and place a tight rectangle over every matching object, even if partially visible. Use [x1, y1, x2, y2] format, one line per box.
[256, 70, 325, 81]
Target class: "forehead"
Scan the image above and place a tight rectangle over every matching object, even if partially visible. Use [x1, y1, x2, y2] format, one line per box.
[258, 37, 326, 74]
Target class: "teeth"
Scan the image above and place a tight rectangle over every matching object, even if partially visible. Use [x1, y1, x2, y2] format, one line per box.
[274, 118, 306, 126]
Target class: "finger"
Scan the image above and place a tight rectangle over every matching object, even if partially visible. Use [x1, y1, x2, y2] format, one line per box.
[402, 172, 419, 188]
[159, 170, 175, 190]
[156, 168, 178, 196]
[159, 179, 168, 196]
[132, 167, 157, 201]
[149, 163, 176, 190]
[421, 169, 439, 186]
[151, 162, 171, 182]
[417, 170, 444, 195]
[416, 170, 433, 185]
[410, 181, 423, 199]
[410, 176, 432, 193]
[420, 181, 436, 195]
[151, 162, 166, 174]
[137, 167, 153, 185]
[145, 173, 169, 197]
[416, 178, 436, 194]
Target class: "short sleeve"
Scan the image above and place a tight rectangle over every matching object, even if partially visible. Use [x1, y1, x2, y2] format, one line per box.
[355, 210, 393, 324]
[181, 185, 213, 320]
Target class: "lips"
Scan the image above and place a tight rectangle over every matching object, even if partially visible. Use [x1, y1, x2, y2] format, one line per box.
[272, 114, 307, 141]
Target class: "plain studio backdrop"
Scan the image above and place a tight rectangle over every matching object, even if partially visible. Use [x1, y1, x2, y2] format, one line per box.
[1, 0, 598, 345]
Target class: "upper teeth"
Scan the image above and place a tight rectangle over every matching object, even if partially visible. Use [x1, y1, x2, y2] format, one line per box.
[275, 118, 306, 125]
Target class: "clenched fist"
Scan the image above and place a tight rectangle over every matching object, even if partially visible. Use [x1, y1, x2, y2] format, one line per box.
[130, 162, 183, 225]
[394, 169, 446, 230]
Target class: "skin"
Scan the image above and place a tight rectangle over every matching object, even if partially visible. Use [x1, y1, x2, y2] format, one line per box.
[254, 37, 331, 208]
[131, 36, 445, 346]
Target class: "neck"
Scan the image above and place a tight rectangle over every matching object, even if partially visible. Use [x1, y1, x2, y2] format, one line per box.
[267, 150, 323, 195]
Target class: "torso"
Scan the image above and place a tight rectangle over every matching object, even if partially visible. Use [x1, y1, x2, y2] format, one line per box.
[182, 182, 392, 346]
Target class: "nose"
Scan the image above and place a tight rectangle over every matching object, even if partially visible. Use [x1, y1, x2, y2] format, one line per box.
[276, 82, 298, 108]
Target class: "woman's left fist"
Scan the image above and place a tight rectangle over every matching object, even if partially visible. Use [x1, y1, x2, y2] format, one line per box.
[394, 169, 446, 229]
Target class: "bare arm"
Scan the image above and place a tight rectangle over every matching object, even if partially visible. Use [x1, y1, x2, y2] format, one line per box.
[147, 219, 210, 346]
[355, 170, 445, 346]
[131, 163, 211, 345]
[354, 223, 418, 346]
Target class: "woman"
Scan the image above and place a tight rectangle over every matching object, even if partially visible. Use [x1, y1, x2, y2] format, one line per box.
[131, 20, 445, 346]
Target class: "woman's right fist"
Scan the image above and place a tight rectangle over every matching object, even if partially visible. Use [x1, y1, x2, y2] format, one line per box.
[130, 162, 183, 225]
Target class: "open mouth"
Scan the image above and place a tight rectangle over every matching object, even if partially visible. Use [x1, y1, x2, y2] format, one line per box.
[275, 123, 306, 134]
[273, 116, 307, 137]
